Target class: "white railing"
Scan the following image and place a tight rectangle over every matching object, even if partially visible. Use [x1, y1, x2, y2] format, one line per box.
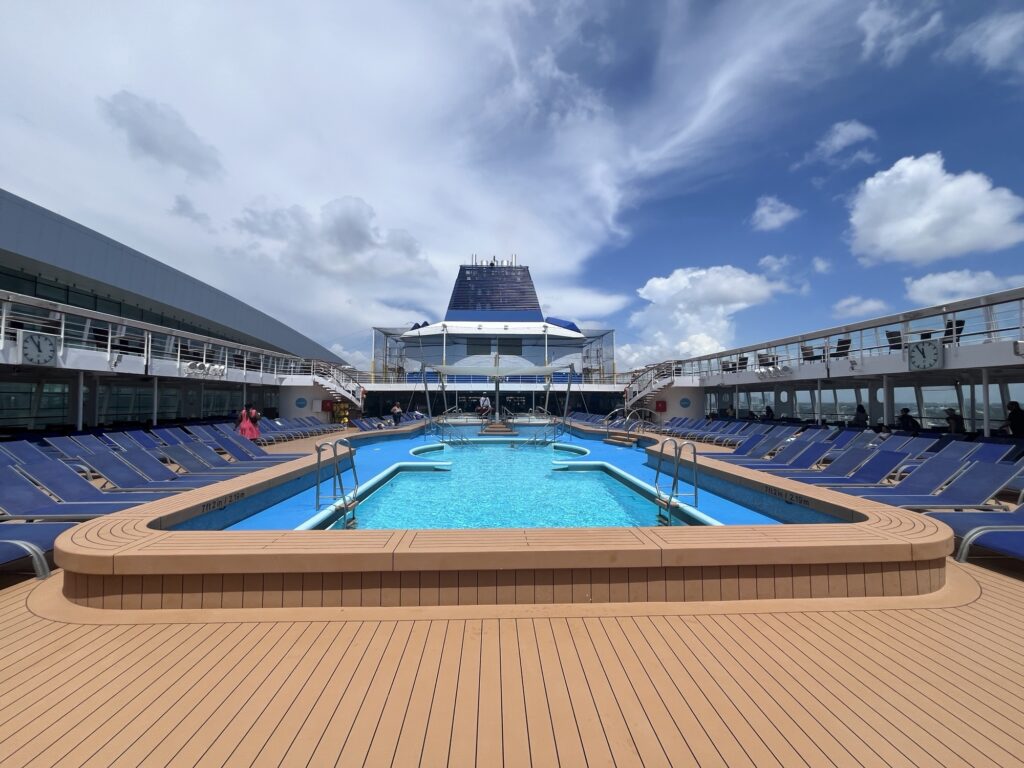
[634, 288, 1024, 381]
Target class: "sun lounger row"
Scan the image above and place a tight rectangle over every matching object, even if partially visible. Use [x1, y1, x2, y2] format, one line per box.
[0, 423, 312, 576]
[351, 412, 427, 431]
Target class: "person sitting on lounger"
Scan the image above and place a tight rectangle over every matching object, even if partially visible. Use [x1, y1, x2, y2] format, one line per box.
[762, 405, 775, 420]
[896, 408, 921, 432]
[850, 404, 869, 428]
[944, 408, 966, 434]
[1000, 400, 1024, 436]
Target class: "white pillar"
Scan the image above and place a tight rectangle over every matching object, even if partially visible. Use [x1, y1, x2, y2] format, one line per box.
[815, 379, 822, 423]
[882, 374, 892, 427]
[75, 370, 84, 431]
[151, 376, 158, 427]
[969, 377, 977, 433]
[982, 368, 990, 437]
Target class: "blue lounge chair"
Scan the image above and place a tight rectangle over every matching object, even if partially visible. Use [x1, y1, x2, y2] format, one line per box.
[69, 433, 121, 453]
[821, 429, 864, 452]
[714, 423, 771, 447]
[856, 459, 1024, 511]
[0, 466, 140, 520]
[701, 433, 770, 457]
[0, 521, 76, 578]
[71, 450, 210, 492]
[17, 460, 179, 503]
[732, 441, 833, 470]
[175, 440, 278, 470]
[0, 440, 56, 464]
[770, 447, 874, 478]
[834, 458, 966, 496]
[155, 426, 285, 466]
[715, 434, 794, 462]
[44, 435, 94, 457]
[926, 509, 1024, 562]
[105, 442, 228, 484]
[723, 440, 822, 468]
[792, 450, 911, 486]
[156, 445, 256, 475]
[186, 425, 304, 462]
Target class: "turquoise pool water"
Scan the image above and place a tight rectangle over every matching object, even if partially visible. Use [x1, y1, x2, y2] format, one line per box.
[214, 428, 822, 531]
[333, 443, 659, 529]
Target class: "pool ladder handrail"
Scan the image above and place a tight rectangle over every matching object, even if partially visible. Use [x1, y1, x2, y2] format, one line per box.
[625, 408, 658, 438]
[517, 420, 563, 448]
[603, 407, 627, 439]
[314, 437, 360, 527]
[653, 439, 699, 525]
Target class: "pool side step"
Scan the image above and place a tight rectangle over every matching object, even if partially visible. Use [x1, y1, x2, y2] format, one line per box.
[603, 432, 638, 447]
[480, 423, 518, 435]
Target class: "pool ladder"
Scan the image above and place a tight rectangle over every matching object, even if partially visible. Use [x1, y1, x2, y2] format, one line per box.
[653, 439, 699, 525]
[515, 421, 563, 448]
[315, 437, 360, 528]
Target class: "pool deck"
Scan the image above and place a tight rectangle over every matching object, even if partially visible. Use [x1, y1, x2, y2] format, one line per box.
[3, 426, 1024, 765]
[3, 557, 1023, 766]
[52, 424, 953, 609]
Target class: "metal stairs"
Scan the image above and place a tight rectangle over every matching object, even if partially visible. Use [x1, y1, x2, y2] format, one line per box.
[625, 361, 676, 408]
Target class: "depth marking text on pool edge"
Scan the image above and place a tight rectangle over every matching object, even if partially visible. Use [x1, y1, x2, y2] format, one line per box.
[199, 491, 246, 513]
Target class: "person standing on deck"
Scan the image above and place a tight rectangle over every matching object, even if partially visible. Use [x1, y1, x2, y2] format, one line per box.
[236, 402, 261, 440]
[390, 401, 403, 427]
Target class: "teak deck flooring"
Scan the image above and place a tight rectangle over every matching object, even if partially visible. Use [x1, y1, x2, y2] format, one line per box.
[1, 560, 1022, 767]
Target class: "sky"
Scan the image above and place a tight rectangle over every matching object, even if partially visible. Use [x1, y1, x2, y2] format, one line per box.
[2, 0, 1024, 370]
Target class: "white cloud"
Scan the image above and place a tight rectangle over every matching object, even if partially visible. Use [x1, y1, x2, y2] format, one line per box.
[849, 153, 1024, 265]
[330, 344, 371, 370]
[858, 1, 943, 67]
[758, 254, 792, 274]
[795, 119, 877, 169]
[811, 257, 832, 274]
[0, 2, 864, 363]
[617, 266, 791, 367]
[946, 11, 1024, 79]
[904, 269, 1024, 306]
[98, 91, 223, 180]
[169, 194, 213, 231]
[751, 196, 802, 231]
[833, 295, 888, 318]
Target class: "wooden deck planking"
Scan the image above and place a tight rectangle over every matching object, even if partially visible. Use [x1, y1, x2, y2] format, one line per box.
[0, 564, 1023, 766]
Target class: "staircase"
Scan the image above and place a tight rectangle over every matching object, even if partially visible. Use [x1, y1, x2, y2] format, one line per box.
[625, 361, 676, 408]
[311, 361, 363, 407]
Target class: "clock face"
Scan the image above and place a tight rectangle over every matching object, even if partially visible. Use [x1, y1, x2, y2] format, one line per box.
[21, 333, 57, 365]
[908, 340, 941, 370]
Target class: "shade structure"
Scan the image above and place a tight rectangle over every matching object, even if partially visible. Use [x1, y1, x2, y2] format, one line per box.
[429, 362, 571, 379]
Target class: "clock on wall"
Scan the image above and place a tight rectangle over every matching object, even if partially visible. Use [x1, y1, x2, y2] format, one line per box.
[21, 333, 58, 366]
[907, 339, 943, 371]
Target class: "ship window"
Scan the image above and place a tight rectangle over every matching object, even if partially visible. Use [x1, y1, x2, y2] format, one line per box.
[466, 338, 492, 356]
[497, 338, 522, 356]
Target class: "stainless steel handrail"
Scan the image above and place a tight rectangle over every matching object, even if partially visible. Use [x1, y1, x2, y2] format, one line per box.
[653, 439, 699, 525]
[314, 437, 360, 526]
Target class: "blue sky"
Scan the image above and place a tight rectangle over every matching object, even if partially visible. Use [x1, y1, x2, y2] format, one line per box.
[2, 1, 1024, 368]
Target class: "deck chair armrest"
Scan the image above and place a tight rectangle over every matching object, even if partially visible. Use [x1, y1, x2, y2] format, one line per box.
[955, 525, 1024, 561]
[902, 503, 1007, 512]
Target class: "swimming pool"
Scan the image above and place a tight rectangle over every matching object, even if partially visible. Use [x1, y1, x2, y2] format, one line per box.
[326, 442, 674, 529]
[173, 427, 848, 531]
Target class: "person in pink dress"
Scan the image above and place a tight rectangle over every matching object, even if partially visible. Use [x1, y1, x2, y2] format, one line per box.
[236, 402, 261, 440]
